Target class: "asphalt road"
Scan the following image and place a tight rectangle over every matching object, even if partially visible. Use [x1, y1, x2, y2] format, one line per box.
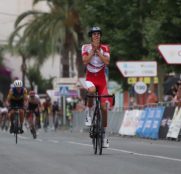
[0, 128, 181, 174]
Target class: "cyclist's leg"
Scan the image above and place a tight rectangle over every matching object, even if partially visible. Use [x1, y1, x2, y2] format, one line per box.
[52, 111, 55, 125]
[31, 111, 37, 138]
[85, 80, 96, 126]
[100, 103, 109, 148]
[9, 110, 15, 133]
[17, 100, 25, 133]
[19, 109, 25, 133]
[1, 111, 7, 130]
[27, 111, 33, 129]
[4, 111, 9, 131]
[9, 100, 16, 133]
[34, 109, 40, 129]
[97, 77, 110, 147]
[43, 109, 49, 129]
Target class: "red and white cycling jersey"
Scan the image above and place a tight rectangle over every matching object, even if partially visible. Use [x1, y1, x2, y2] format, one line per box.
[81, 44, 110, 73]
[82, 43, 113, 106]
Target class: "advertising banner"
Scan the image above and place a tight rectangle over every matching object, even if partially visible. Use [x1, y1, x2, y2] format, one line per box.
[150, 106, 165, 139]
[135, 108, 148, 137]
[142, 107, 155, 138]
[136, 107, 165, 139]
[119, 109, 143, 136]
[166, 107, 181, 139]
[159, 106, 175, 139]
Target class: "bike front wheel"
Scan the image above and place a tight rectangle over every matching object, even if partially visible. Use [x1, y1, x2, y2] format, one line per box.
[91, 125, 97, 154]
[97, 109, 103, 155]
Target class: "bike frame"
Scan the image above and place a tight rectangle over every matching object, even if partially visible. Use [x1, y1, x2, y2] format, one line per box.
[13, 108, 21, 144]
[10, 107, 24, 144]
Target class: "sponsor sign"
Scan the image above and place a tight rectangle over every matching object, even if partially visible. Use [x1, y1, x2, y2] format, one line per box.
[116, 61, 157, 77]
[128, 77, 159, 84]
[158, 44, 181, 64]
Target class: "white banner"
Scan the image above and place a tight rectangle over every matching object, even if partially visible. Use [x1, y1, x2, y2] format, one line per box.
[119, 109, 143, 136]
[166, 107, 181, 139]
[116, 61, 157, 77]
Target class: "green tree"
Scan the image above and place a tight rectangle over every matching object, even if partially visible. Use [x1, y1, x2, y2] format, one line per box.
[79, 0, 150, 84]
[13, 0, 84, 78]
[26, 66, 53, 93]
[144, 0, 181, 99]
[8, 23, 51, 86]
[79, 0, 181, 91]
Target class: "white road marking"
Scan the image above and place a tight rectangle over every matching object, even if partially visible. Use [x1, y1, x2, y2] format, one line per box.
[36, 138, 43, 142]
[18, 135, 30, 140]
[48, 140, 59, 143]
[68, 141, 92, 147]
[68, 141, 181, 162]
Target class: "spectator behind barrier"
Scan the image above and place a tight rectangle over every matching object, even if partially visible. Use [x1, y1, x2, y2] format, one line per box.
[146, 89, 158, 105]
[173, 85, 181, 107]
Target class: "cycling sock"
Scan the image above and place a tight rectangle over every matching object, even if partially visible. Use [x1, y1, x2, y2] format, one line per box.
[103, 127, 108, 138]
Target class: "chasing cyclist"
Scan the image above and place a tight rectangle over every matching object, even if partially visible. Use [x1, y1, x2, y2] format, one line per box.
[7, 80, 28, 134]
[81, 26, 112, 148]
[27, 90, 41, 134]
[42, 97, 51, 129]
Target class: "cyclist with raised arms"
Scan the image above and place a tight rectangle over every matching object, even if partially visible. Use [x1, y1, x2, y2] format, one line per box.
[7, 80, 28, 134]
[81, 26, 112, 148]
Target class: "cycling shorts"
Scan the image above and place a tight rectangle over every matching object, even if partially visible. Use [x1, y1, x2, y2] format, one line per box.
[28, 103, 39, 111]
[86, 68, 112, 105]
[10, 99, 24, 109]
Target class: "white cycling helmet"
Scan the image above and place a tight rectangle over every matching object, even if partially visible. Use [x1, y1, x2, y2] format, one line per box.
[13, 80, 23, 87]
[88, 26, 102, 37]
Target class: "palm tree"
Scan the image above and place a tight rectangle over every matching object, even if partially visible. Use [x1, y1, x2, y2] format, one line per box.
[8, 24, 50, 85]
[12, 0, 85, 78]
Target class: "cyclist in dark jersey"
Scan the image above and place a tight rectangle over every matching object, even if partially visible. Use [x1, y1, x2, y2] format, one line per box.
[7, 80, 28, 133]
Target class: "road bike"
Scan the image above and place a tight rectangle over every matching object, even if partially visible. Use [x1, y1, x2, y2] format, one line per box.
[53, 111, 61, 131]
[10, 107, 24, 144]
[26, 110, 37, 139]
[85, 92, 115, 155]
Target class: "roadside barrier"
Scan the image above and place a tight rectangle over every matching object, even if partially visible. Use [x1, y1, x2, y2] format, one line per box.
[72, 110, 125, 134]
[72, 102, 181, 141]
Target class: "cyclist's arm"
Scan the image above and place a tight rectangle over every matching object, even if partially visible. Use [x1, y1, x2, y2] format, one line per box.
[82, 50, 95, 65]
[96, 49, 110, 65]
[23, 88, 28, 107]
[6, 89, 13, 104]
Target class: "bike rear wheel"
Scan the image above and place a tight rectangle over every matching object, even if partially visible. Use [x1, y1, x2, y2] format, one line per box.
[29, 112, 37, 139]
[14, 119, 18, 144]
[54, 114, 59, 131]
[43, 111, 49, 131]
[31, 127, 37, 139]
